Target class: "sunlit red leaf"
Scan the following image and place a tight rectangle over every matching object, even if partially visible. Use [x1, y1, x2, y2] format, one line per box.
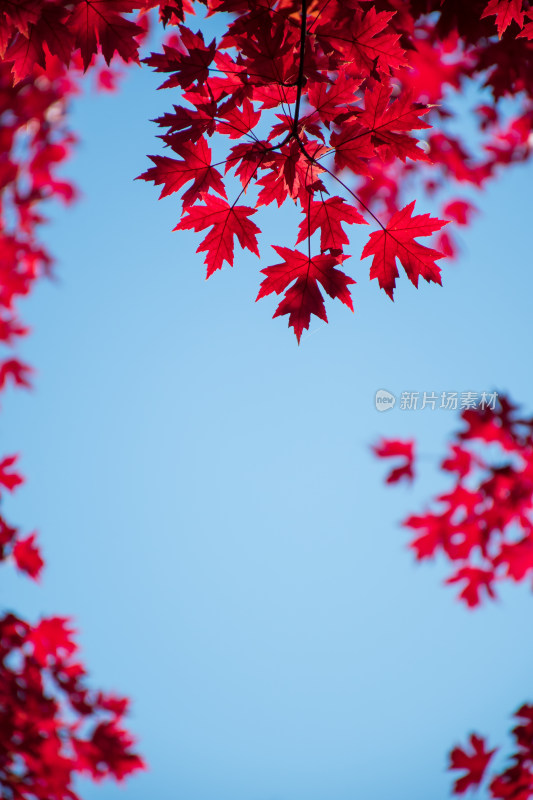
[257, 246, 354, 342]
[175, 196, 260, 276]
[361, 202, 448, 299]
[139, 137, 226, 206]
[481, 0, 525, 37]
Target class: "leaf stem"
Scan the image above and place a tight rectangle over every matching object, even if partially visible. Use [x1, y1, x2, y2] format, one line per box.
[292, 0, 308, 135]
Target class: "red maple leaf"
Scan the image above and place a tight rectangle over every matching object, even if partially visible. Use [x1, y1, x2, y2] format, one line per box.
[13, 532, 44, 580]
[442, 200, 478, 227]
[441, 445, 483, 479]
[96, 692, 130, 716]
[0, 455, 23, 493]
[255, 139, 325, 208]
[496, 537, 533, 582]
[356, 84, 432, 163]
[216, 98, 261, 140]
[490, 762, 533, 798]
[306, 74, 363, 127]
[2, 4, 74, 81]
[373, 438, 415, 484]
[403, 511, 452, 560]
[518, 11, 533, 39]
[481, 0, 525, 37]
[0, 358, 33, 391]
[28, 616, 78, 667]
[75, 720, 145, 780]
[156, 101, 217, 148]
[144, 28, 216, 90]
[331, 84, 430, 174]
[330, 121, 375, 176]
[296, 196, 367, 254]
[449, 734, 496, 794]
[155, 82, 218, 146]
[144, 0, 194, 26]
[361, 201, 448, 299]
[226, 141, 270, 189]
[175, 196, 260, 276]
[3, 30, 46, 82]
[235, 18, 299, 86]
[446, 566, 497, 608]
[512, 704, 533, 751]
[315, 6, 405, 77]
[69, 0, 144, 71]
[139, 137, 226, 206]
[256, 246, 355, 342]
[0, 315, 28, 344]
[344, 7, 406, 76]
[0, 0, 41, 40]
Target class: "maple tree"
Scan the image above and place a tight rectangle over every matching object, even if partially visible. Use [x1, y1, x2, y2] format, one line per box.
[1, 0, 533, 797]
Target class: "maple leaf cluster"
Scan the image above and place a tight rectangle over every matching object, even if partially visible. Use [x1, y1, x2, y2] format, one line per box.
[450, 705, 533, 799]
[0, 454, 43, 579]
[0, 0, 144, 81]
[0, 52, 81, 590]
[0, 613, 145, 798]
[0, 56, 70, 408]
[1, 1, 533, 798]
[137, 0, 533, 340]
[1, 2, 532, 343]
[375, 396, 533, 609]
[374, 398, 533, 798]
[0, 9, 152, 799]
[0, 460, 145, 798]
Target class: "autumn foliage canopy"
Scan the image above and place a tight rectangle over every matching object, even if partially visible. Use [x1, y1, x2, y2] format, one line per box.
[1, 0, 533, 798]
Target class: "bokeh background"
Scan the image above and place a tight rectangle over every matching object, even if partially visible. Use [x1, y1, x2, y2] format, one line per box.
[1, 40, 533, 800]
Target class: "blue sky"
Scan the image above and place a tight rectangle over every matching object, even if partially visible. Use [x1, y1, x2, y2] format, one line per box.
[2, 40, 533, 800]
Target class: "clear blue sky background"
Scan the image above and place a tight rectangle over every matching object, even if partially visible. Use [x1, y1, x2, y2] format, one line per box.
[1, 32, 533, 800]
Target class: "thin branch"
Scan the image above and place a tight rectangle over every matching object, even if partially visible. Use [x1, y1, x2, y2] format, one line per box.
[292, 0, 308, 135]
[307, 0, 333, 33]
[294, 136, 386, 231]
